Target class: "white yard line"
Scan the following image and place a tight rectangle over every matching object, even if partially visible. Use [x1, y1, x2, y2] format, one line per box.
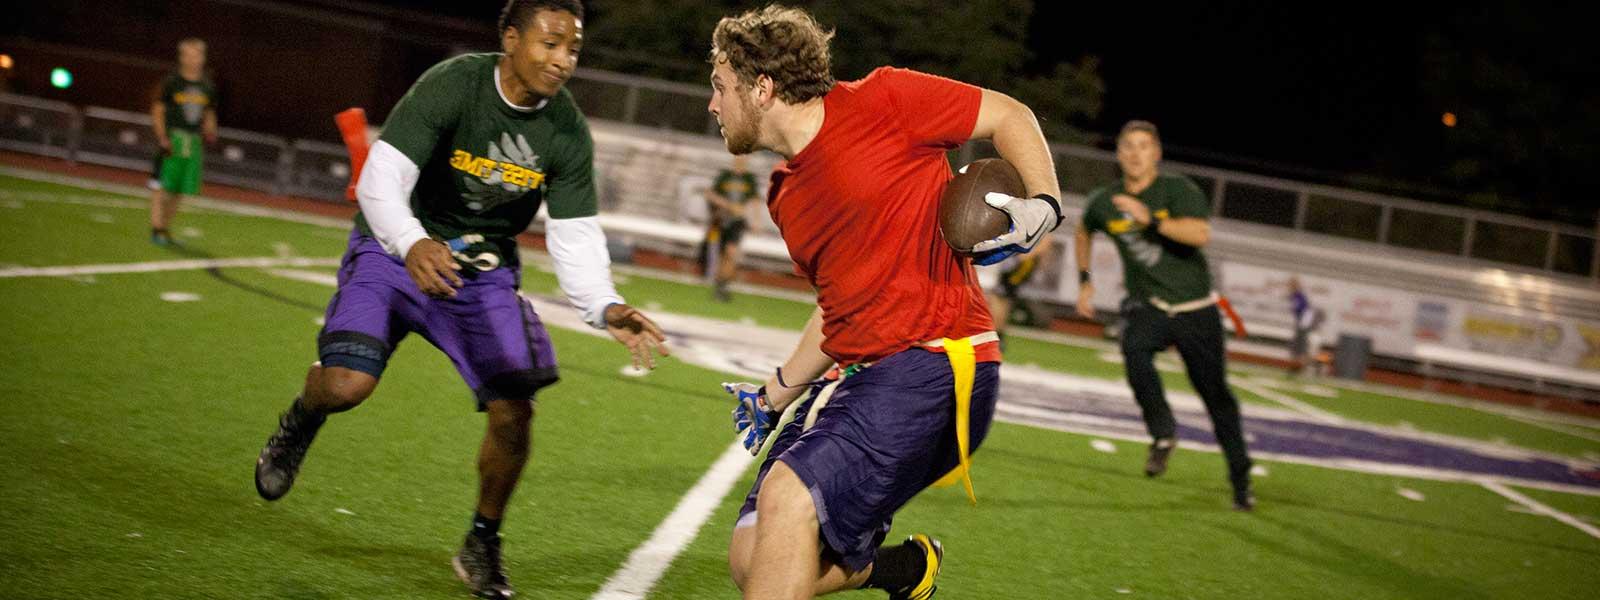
[0, 166, 351, 229]
[1231, 378, 1346, 424]
[0, 257, 340, 278]
[1479, 481, 1600, 539]
[589, 441, 754, 600]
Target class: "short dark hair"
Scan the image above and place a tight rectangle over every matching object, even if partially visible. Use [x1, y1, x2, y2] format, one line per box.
[711, 5, 836, 104]
[499, 0, 585, 34]
[1118, 120, 1160, 144]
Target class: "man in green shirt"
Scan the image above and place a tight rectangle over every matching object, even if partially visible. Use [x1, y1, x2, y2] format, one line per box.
[702, 154, 760, 301]
[251, 2, 668, 597]
[1075, 120, 1255, 510]
[147, 37, 217, 245]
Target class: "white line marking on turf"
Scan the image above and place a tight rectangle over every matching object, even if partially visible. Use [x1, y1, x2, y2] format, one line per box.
[267, 268, 338, 287]
[160, 291, 202, 302]
[1504, 504, 1599, 524]
[1090, 439, 1118, 453]
[0, 257, 340, 278]
[0, 167, 352, 229]
[1396, 487, 1426, 502]
[590, 441, 753, 600]
[1232, 379, 1345, 424]
[1480, 480, 1600, 540]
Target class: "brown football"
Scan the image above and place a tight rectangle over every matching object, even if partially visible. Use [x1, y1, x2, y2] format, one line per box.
[939, 158, 1022, 254]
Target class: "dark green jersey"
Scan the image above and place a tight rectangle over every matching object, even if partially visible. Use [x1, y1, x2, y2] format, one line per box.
[356, 53, 598, 268]
[1082, 173, 1213, 304]
[712, 170, 759, 206]
[156, 73, 216, 133]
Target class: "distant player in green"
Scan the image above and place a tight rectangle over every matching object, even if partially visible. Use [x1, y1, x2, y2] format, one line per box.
[1074, 120, 1255, 510]
[702, 154, 760, 301]
[252, 2, 668, 598]
[148, 37, 217, 245]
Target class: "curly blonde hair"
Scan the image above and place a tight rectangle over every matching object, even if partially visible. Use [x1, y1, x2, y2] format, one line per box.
[710, 5, 836, 104]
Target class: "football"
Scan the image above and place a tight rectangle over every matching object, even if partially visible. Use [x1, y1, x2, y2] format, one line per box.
[939, 158, 1023, 254]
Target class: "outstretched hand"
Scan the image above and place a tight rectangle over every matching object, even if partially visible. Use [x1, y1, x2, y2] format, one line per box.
[604, 303, 670, 369]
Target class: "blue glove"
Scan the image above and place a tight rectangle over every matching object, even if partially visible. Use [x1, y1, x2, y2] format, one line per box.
[724, 382, 777, 456]
[971, 225, 1024, 266]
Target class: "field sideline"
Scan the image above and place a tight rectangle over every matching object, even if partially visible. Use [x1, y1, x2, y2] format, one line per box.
[1, 168, 1596, 599]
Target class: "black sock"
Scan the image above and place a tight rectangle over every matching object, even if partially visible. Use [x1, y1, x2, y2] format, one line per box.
[289, 395, 326, 421]
[471, 511, 502, 540]
[862, 540, 925, 591]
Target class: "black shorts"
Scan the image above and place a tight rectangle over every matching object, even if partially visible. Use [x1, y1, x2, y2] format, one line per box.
[718, 218, 748, 247]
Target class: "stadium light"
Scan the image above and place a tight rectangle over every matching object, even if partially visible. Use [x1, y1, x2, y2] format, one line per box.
[1441, 112, 1457, 128]
[50, 67, 72, 89]
[0, 54, 13, 70]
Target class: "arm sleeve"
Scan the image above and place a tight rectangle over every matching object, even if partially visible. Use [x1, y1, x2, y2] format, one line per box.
[355, 140, 429, 258]
[877, 67, 983, 150]
[1168, 177, 1212, 219]
[545, 216, 625, 329]
[544, 110, 599, 219]
[376, 61, 465, 167]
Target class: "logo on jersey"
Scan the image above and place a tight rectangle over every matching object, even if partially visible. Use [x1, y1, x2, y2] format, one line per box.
[174, 86, 210, 125]
[452, 132, 546, 212]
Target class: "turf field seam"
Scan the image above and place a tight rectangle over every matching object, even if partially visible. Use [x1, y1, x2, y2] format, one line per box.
[1479, 481, 1600, 539]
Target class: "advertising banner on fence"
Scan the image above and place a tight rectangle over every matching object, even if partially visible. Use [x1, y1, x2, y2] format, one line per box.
[1052, 243, 1600, 372]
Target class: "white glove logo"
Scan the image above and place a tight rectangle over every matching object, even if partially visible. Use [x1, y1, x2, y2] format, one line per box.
[461, 132, 542, 212]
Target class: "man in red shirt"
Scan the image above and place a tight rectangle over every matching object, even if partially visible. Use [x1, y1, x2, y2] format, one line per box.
[709, 7, 1062, 599]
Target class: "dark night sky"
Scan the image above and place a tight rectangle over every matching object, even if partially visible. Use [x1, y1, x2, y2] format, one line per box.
[313, 0, 1598, 214]
[1029, 2, 1430, 176]
[377, 1, 1444, 177]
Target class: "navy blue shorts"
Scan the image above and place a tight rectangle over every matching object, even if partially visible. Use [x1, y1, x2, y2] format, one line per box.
[736, 348, 1000, 572]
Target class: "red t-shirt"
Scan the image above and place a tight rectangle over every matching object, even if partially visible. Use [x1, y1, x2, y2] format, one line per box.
[767, 67, 1000, 366]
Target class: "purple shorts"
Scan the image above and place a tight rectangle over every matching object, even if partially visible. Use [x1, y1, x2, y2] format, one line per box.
[737, 348, 1000, 572]
[318, 232, 559, 410]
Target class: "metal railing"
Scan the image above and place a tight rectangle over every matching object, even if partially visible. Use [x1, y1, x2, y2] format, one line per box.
[2, 68, 1596, 281]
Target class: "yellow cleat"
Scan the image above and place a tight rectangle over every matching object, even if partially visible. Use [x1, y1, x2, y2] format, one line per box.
[890, 534, 944, 600]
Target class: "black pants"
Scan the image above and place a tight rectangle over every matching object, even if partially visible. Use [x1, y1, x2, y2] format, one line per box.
[1120, 301, 1253, 489]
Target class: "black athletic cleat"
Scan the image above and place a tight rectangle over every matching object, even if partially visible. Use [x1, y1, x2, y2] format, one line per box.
[1144, 437, 1177, 478]
[454, 533, 515, 599]
[1233, 486, 1256, 512]
[254, 400, 325, 501]
[888, 534, 943, 600]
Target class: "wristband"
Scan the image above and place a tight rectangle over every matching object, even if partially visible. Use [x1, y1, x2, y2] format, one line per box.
[1033, 193, 1063, 228]
[1079, 270, 1091, 285]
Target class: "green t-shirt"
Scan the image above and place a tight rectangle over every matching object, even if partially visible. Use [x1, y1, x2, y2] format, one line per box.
[1082, 173, 1214, 304]
[156, 73, 216, 133]
[710, 169, 758, 222]
[356, 53, 598, 269]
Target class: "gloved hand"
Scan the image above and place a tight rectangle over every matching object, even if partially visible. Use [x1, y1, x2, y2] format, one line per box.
[970, 192, 1061, 265]
[725, 382, 777, 456]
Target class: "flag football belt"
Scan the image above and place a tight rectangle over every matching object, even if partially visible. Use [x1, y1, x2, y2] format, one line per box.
[1148, 292, 1219, 316]
[803, 331, 998, 506]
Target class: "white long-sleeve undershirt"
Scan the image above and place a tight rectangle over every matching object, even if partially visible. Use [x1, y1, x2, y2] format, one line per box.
[354, 140, 428, 259]
[546, 216, 625, 329]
